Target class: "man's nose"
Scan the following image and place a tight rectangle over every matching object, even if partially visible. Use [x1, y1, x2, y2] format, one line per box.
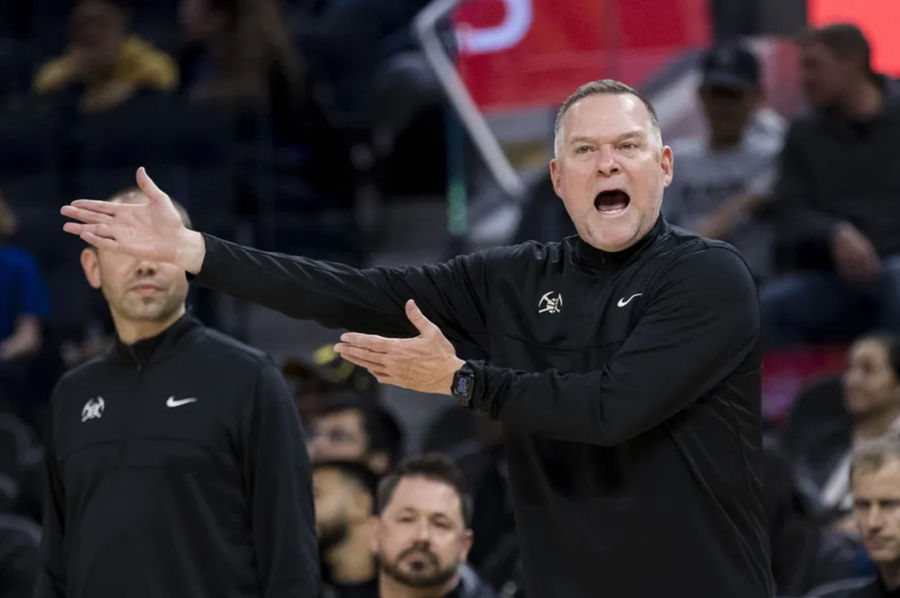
[135, 260, 158, 275]
[413, 520, 431, 542]
[596, 146, 621, 176]
[865, 505, 885, 530]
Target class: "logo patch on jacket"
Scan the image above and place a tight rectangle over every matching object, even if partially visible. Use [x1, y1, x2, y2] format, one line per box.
[81, 397, 105, 422]
[538, 291, 563, 314]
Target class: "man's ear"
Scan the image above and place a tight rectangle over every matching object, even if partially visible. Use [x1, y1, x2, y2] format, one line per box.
[660, 145, 674, 188]
[459, 529, 474, 562]
[81, 248, 102, 289]
[550, 159, 564, 199]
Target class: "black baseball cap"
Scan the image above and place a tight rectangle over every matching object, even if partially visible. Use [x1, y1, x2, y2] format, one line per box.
[283, 343, 377, 397]
[700, 44, 761, 90]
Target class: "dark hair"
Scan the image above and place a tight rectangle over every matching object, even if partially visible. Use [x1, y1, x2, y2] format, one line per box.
[197, 0, 304, 105]
[320, 393, 404, 468]
[799, 23, 871, 73]
[313, 459, 379, 506]
[855, 332, 900, 379]
[376, 453, 473, 528]
[554, 79, 661, 142]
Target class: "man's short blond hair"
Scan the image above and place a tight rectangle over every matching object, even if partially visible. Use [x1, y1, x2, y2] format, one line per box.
[850, 433, 900, 481]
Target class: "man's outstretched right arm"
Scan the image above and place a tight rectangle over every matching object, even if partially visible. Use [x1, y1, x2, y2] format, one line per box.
[193, 233, 491, 343]
[61, 167, 491, 346]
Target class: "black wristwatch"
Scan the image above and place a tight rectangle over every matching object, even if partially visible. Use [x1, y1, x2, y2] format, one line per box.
[451, 361, 476, 408]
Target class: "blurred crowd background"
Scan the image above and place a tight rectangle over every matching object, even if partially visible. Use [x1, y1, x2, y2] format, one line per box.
[0, 0, 899, 596]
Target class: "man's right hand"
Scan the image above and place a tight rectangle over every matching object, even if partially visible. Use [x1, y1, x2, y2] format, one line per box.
[831, 222, 880, 287]
[61, 167, 207, 274]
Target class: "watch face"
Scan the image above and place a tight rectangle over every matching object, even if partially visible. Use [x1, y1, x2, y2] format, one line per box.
[454, 374, 472, 397]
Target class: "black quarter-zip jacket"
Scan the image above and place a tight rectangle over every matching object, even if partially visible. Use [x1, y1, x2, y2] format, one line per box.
[192, 217, 773, 598]
[34, 315, 319, 598]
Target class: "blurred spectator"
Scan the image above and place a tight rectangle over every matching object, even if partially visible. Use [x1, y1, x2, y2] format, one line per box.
[784, 333, 900, 525]
[372, 454, 494, 598]
[178, 0, 301, 110]
[809, 434, 900, 597]
[0, 195, 48, 362]
[0, 194, 51, 407]
[178, 0, 353, 216]
[32, 0, 177, 113]
[0, 513, 41, 598]
[290, 0, 431, 127]
[285, 343, 379, 400]
[664, 42, 783, 279]
[763, 24, 900, 347]
[762, 444, 858, 596]
[307, 393, 404, 475]
[314, 460, 379, 598]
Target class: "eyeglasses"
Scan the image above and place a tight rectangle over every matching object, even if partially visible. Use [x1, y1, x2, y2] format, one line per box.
[310, 426, 360, 446]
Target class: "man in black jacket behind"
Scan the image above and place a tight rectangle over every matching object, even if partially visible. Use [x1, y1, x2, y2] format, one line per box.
[35, 191, 318, 598]
[763, 24, 900, 346]
[60, 80, 773, 597]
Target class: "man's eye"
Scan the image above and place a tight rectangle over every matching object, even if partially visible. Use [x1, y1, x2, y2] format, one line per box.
[575, 146, 593, 154]
[620, 142, 638, 150]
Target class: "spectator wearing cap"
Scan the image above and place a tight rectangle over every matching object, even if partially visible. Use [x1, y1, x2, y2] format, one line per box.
[314, 460, 379, 598]
[285, 344, 379, 399]
[663, 42, 784, 280]
[762, 24, 900, 347]
[307, 393, 404, 475]
[33, 0, 177, 113]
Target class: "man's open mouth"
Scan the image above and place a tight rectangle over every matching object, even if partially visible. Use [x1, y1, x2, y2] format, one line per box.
[594, 190, 630, 213]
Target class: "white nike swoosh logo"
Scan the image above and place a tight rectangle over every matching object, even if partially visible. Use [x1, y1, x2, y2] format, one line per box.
[617, 293, 643, 307]
[166, 396, 198, 408]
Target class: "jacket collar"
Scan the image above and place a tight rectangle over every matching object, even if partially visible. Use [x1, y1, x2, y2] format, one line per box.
[573, 214, 667, 271]
[112, 313, 203, 368]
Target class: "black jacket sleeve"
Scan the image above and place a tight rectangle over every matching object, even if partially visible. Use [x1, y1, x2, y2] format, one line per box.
[469, 246, 759, 446]
[33, 409, 66, 598]
[192, 235, 491, 348]
[772, 123, 837, 268]
[243, 364, 319, 598]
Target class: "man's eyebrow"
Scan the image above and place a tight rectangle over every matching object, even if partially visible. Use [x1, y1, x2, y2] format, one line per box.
[614, 130, 646, 142]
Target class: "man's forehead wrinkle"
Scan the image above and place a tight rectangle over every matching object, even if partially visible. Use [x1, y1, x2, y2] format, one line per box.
[566, 129, 647, 145]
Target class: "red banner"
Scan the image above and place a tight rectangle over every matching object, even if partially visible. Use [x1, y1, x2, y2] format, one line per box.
[454, 0, 711, 113]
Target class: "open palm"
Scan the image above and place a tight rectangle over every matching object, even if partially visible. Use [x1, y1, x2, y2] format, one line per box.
[61, 167, 189, 265]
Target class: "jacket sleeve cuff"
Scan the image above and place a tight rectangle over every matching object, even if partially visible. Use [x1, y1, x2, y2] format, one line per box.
[467, 360, 496, 418]
[186, 233, 224, 284]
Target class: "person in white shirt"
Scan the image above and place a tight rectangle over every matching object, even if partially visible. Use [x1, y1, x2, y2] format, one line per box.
[664, 42, 784, 279]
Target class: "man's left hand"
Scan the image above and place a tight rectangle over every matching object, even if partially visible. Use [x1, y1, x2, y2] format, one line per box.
[333, 300, 464, 395]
